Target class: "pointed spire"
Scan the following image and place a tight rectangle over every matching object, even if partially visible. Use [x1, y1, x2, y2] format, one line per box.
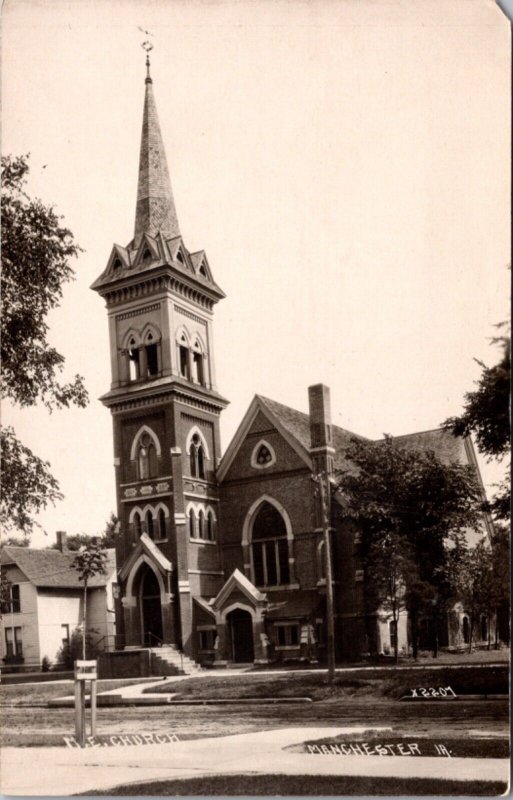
[134, 55, 180, 246]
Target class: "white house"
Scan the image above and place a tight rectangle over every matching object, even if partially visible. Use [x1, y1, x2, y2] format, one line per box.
[0, 533, 116, 672]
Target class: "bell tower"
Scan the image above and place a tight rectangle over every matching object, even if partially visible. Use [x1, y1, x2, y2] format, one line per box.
[91, 55, 228, 657]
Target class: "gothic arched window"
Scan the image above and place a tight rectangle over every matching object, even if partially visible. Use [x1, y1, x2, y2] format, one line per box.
[198, 509, 205, 539]
[133, 511, 142, 539]
[158, 508, 166, 540]
[251, 502, 290, 587]
[189, 434, 206, 479]
[128, 336, 140, 381]
[207, 510, 215, 541]
[251, 440, 276, 469]
[191, 340, 205, 385]
[178, 332, 191, 380]
[144, 329, 161, 377]
[137, 433, 158, 480]
[146, 509, 154, 540]
[189, 508, 196, 539]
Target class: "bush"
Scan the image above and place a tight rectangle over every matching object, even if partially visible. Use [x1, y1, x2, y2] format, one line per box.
[41, 656, 51, 672]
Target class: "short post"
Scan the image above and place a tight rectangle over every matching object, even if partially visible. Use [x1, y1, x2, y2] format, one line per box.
[74, 659, 98, 746]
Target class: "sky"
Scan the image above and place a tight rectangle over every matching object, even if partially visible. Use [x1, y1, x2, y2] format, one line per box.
[3, 0, 510, 548]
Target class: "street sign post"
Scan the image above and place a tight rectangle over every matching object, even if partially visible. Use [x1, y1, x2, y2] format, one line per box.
[74, 660, 98, 746]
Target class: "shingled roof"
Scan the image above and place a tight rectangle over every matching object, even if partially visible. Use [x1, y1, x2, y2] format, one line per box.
[1, 546, 116, 589]
[256, 395, 367, 470]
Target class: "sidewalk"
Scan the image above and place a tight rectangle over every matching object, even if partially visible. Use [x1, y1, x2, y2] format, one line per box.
[1, 726, 508, 796]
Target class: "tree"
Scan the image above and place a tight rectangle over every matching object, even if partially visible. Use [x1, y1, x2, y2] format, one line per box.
[335, 436, 483, 659]
[71, 542, 108, 660]
[1, 155, 88, 538]
[445, 330, 510, 520]
[365, 532, 418, 662]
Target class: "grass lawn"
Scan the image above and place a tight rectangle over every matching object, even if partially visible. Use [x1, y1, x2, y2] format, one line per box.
[146, 664, 509, 701]
[0, 678, 159, 705]
[79, 773, 509, 796]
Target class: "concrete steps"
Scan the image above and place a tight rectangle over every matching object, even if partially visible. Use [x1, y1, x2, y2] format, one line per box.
[150, 646, 203, 676]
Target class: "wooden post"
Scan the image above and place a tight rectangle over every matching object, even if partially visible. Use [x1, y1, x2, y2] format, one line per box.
[74, 680, 86, 746]
[90, 679, 97, 737]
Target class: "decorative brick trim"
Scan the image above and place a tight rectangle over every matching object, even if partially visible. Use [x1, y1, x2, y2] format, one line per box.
[117, 303, 160, 322]
[174, 305, 207, 325]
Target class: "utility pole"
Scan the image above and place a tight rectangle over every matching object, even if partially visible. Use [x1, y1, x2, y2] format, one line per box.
[316, 469, 336, 682]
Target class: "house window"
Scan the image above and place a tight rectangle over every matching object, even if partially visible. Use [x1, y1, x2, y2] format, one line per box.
[189, 434, 206, 479]
[146, 510, 154, 540]
[10, 585, 20, 613]
[137, 433, 158, 480]
[251, 502, 290, 587]
[158, 509, 167, 540]
[198, 629, 216, 651]
[189, 508, 196, 539]
[5, 627, 23, 658]
[276, 623, 299, 647]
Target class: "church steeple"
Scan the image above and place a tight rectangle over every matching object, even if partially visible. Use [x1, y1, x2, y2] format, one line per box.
[134, 54, 180, 245]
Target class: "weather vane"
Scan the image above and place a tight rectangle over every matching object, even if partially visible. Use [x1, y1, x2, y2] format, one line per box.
[138, 27, 155, 78]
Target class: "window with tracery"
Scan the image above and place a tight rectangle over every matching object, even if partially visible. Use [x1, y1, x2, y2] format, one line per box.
[251, 502, 290, 587]
[189, 433, 206, 479]
[137, 433, 158, 480]
[251, 440, 276, 469]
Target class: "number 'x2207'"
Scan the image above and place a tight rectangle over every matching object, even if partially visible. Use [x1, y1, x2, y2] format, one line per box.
[409, 686, 457, 698]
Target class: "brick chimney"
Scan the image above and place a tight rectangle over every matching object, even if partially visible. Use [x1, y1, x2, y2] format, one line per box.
[308, 384, 334, 474]
[56, 530, 68, 553]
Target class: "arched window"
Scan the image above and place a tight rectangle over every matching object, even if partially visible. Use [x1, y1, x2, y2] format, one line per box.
[189, 434, 206, 479]
[158, 508, 166, 540]
[128, 336, 140, 381]
[137, 433, 158, 480]
[146, 510, 154, 540]
[133, 511, 142, 539]
[191, 340, 205, 385]
[189, 508, 196, 539]
[250, 440, 276, 469]
[178, 332, 190, 380]
[143, 328, 161, 378]
[207, 510, 215, 541]
[198, 510, 205, 539]
[251, 502, 290, 587]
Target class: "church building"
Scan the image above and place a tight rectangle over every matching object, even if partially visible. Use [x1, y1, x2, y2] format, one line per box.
[91, 59, 493, 668]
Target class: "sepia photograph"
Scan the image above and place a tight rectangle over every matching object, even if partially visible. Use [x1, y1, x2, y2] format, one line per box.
[1, 0, 510, 795]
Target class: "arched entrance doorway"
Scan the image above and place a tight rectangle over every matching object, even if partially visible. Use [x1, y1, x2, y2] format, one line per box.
[227, 608, 254, 663]
[140, 566, 163, 645]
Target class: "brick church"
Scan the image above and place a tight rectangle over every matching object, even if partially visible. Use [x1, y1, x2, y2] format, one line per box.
[91, 59, 492, 666]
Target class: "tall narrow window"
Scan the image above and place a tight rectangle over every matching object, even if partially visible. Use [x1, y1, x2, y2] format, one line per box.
[198, 510, 205, 539]
[146, 331, 159, 377]
[146, 510, 154, 540]
[189, 508, 196, 539]
[5, 628, 14, 658]
[192, 350, 205, 385]
[158, 509, 166, 540]
[251, 502, 290, 587]
[128, 337, 140, 381]
[207, 511, 215, 541]
[134, 512, 142, 538]
[189, 434, 206, 479]
[10, 585, 20, 613]
[137, 433, 158, 480]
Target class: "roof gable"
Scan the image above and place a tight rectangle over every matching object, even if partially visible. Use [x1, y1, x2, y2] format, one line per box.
[211, 568, 266, 612]
[1, 546, 116, 589]
[118, 533, 172, 582]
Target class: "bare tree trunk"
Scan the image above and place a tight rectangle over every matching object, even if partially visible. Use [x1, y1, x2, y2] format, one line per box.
[394, 610, 399, 664]
[468, 611, 473, 654]
[82, 580, 87, 660]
